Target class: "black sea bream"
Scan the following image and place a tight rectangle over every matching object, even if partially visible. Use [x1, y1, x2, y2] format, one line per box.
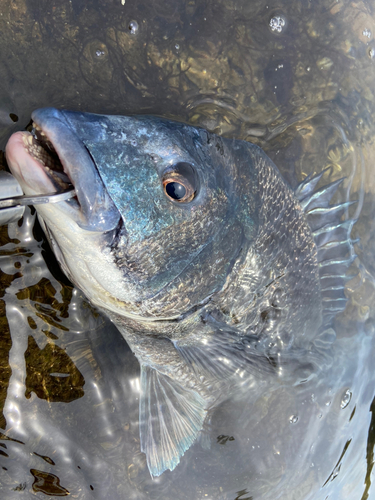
[5, 108, 356, 477]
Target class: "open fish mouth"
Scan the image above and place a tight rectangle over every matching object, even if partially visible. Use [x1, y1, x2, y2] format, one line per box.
[26, 122, 73, 190]
[6, 108, 120, 232]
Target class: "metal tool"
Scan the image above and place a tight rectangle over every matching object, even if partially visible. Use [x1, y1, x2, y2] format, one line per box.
[0, 170, 75, 225]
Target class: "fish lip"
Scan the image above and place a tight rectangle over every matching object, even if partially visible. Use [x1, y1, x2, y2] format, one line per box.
[31, 107, 120, 232]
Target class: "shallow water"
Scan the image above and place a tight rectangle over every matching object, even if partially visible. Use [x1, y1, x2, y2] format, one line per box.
[0, 0, 375, 499]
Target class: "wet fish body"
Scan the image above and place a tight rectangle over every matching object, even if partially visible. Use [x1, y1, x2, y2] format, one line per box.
[5, 108, 356, 476]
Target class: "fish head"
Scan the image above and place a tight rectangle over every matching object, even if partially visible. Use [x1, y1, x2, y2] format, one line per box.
[6, 109, 258, 321]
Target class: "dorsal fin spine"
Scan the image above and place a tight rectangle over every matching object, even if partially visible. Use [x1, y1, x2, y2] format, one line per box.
[295, 171, 356, 327]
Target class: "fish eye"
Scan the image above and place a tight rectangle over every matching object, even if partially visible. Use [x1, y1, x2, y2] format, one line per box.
[162, 162, 198, 203]
[165, 181, 186, 200]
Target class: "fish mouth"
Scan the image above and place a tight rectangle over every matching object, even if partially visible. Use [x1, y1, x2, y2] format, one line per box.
[6, 108, 120, 232]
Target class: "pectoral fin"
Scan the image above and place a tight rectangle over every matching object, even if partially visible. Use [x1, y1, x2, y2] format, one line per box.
[139, 364, 206, 477]
[173, 325, 276, 383]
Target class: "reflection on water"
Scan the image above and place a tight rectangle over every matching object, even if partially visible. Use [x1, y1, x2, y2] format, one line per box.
[0, 0, 375, 498]
[0, 0, 373, 145]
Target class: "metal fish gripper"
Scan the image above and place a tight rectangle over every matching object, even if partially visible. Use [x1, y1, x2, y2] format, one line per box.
[0, 170, 75, 225]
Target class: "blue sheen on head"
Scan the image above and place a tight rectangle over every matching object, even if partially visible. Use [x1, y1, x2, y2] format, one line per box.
[51, 110, 258, 310]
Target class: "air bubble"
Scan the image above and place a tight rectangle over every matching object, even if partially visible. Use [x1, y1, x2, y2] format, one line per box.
[85, 41, 108, 64]
[363, 28, 372, 39]
[128, 20, 139, 35]
[368, 47, 375, 59]
[289, 415, 298, 424]
[269, 15, 286, 33]
[175, 44, 180, 50]
[340, 389, 352, 409]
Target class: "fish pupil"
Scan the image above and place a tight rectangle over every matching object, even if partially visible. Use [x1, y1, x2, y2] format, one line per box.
[166, 182, 186, 200]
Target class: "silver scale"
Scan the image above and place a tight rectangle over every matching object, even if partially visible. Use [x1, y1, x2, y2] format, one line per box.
[0, 170, 75, 225]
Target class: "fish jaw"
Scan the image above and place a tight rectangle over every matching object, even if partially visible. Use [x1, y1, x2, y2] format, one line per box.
[6, 108, 120, 232]
[5, 109, 147, 317]
[6, 131, 58, 195]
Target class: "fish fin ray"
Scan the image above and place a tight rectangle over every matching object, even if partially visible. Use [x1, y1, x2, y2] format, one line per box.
[296, 172, 357, 326]
[294, 170, 326, 201]
[175, 328, 275, 381]
[306, 201, 356, 232]
[139, 364, 206, 477]
[299, 178, 345, 211]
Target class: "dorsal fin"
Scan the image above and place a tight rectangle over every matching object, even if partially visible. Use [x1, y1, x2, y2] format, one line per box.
[295, 171, 357, 328]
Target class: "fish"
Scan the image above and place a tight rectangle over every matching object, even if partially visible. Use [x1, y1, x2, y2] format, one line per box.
[5, 108, 357, 477]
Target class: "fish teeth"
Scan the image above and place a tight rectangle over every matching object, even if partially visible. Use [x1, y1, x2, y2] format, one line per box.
[22, 132, 69, 189]
[32, 122, 46, 136]
[37, 163, 69, 189]
[22, 134, 35, 147]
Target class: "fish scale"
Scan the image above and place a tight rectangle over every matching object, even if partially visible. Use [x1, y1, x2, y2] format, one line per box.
[215, 151, 321, 348]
